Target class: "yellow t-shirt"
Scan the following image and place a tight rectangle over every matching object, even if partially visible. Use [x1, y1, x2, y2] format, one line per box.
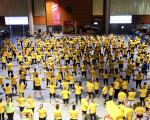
[0, 77, 4, 85]
[102, 86, 108, 95]
[139, 89, 147, 97]
[114, 81, 120, 89]
[47, 85, 57, 93]
[128, 92, 136, 101]
[0, 103, 5, 113]
[37, 108, 47, 118]
[94, 82, 99, 90]
[53, 109, 62, 119]
[122, 81, 128, 89]
[16, 97, 26, 106]
[3, 86, 11, 94]
[135, 107, 145, 114]
[16, 84, 25, 93]
[109, 87, 113, 96]
[1, 57, 6, 63]
[69, 110, 79, 119]
[32, 77, 42, 86]
[81, 98, 88, 111]
[81, 65, 87, 71]
[7, 63, 13, 71]
[62, 82, 69, 90]
[60, 90, 70, 99]
[89, 103, 98, 114]
[125, 108, 133, 120]
[8, 77, 18, 85]
[75, 86, 84, 95]
[86, 83, 94, 92]
[27, 98, 35, 108]
[118, 92, 126, 101]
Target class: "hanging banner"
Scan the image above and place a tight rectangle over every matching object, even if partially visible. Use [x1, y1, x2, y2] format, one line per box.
[52, 0, 61, 25]
[62, 21, 76, 34]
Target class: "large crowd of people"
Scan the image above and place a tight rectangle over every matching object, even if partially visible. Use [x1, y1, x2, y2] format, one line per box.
[0, 34, 150, 120]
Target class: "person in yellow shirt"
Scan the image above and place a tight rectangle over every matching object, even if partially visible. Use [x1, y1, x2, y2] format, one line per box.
[109, 84, 114, 100]
[136, 55, 141, 69]
[114, 78, 120, 98]
[102, 85, 109, 105]
[58, 87, 72, 107]
[121, 79, 128, 93]
[94, 79, 99, 98]
[81, 63, 87, 78]
[18, 70, 27, 87]
[71, 63, 77, 76]
[118, 57, 125, 72]
[128, 88, 136, 107]
[81, 96, 89, 120]
[1, 55, 6, 70]
[0, 76, 4, 91]
[125, 66, 131, 83]
[86, 80, 94, 99]
[65, 54, 70, 65]
[0, 98, 5, 120]
[7, 61, 13, 77]
[91, 68, 98, 81]
[99, 62, 104, 75]
[102, 70, 110, 85]
[118, 89, 127, 105]
[113, 68, 120, 81]
[75, 82, 84, 104]
[89, 99, 98, 120]
[135, 71, 144, 89]
[7, 74, 17, 93]
[16, 81, 25, 97]
[31, 74, 44, 98]
[129, 60, 136, 80]
[3, 83, 12, 101]
[22, 106, 33, 119]
[134, 102, 145, 120]
[138, 86, 147, 106]
[37, 104, 47, 120]
[69, 105, 79, 120]
[16, 94, 26, 117]
[53, 103, 62, 120]
[47, 82, 58, 103]
[144, 93, 150, 119]
[124, 103, 133, 120]
[61, 79, 70, 90]
[27, 94, 35, 113]
[69, 74, 75, 90]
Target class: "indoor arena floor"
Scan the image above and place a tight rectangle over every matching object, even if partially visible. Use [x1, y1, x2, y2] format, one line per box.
[0, 36, 150, 120]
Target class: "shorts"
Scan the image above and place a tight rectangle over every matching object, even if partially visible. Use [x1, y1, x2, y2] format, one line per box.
[119, 64, 123, 68]
[136, 63, 140, 67]
[50, 93, 55, 98]
[63, 99, 69, 104]
[124, 55, 127, 57]
[20, 107, 24, 112]
[12, 84, 17, 89]
[69, 84, 74, 88]
[95, 90, 99, 94]
[128, 100, 134, 106]
[137, 114, 143, 118]
[26, 67, 30, 70]
[34, 86, 41, 90]
[8, 71, 13, 75]
[88, 92, 93, 96]
[103, 94, 107, 99]
[82, 111, 87, 114]
[61, 57, 64, 59]
[146, 107, 150, 111]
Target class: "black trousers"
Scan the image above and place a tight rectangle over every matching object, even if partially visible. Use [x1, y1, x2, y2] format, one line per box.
[39, 117, 46, 120]
[2, 63, 6, 69]
[136, 80, 142, 89]
[7, 112, 14, 120]
[114, 89, 120, 98]
[126, 76, 130, 83]
[0, 113, 4, 120]
[75, 94, 81, 104]
[140, 97, 145, 106]
[82, 71, 86, 77]
[90, 113, 96, 120]
[104, 79, 108, 85]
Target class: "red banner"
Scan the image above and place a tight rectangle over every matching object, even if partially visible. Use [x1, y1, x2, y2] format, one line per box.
[52, 0, 61, 25]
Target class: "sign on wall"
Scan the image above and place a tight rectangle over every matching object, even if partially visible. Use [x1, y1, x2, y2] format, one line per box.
[62, 21, 76, 34]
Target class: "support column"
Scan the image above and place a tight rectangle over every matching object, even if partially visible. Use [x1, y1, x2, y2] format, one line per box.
[105, 0, 110, 35]
[27, 0, 34, 35]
